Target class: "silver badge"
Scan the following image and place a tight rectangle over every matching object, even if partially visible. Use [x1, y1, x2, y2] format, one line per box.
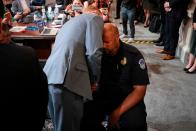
[138, 59, 146, 70]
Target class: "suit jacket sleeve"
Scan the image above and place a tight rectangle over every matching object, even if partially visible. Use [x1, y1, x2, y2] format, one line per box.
[85, 15, 104, 84]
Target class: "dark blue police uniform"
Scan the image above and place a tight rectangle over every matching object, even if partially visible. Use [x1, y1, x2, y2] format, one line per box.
[81, 41, 150, 131]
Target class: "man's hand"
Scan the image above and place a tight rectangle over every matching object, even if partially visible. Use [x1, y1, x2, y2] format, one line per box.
[91, 83, 97, 92]
[108, 107, 121, 129]
[4, 11, 12, 24]
[14, 13, 23, 20]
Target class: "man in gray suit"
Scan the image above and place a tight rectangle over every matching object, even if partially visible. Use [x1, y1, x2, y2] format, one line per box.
[43, 9, 104, 131]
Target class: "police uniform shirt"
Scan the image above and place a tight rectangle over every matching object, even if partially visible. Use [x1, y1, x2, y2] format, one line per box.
[99, 41, 150, 103]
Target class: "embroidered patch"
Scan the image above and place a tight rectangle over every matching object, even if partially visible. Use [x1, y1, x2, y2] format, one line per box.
[121, 57, 127, 65]
[138, 59, 146, 70]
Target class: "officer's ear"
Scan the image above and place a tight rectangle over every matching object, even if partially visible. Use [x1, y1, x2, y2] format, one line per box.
[116, 32, 119, 42]
[112, 24, 119, 41]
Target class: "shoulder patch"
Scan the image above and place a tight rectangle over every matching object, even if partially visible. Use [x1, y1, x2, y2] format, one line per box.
[138, 59, 146, 70]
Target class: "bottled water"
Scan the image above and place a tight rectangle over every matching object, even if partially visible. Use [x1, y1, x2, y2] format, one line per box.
[54, 4, 59, 19]
[41, 6, 47, 24]
[34, 11, 42, 22]
[47, 6, 54, 21]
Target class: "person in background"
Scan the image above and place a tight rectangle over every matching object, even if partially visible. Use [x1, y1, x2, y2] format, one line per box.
[153, 0, 166, 46]
[0, 2, 48, 130]
[83, 0, 89, 8]
[11, 0, 42, 22]
[156, 0, 190, 60]
[119, 0, 137, 43]
[88, 0, 99, 8]
[57, 0, 72, 9]
[142, 0, 153, 27]
[184, 7, 196, 73]
[65, 0, 83, 17]
[81, 23, 149, 131]
[134, 0, 143, 24]
[31, 0, 45, 6]
[2, 0, 14, 16]
[115, 0, 122, 19]
[87, 0, 110, 22]
[43, 7, 104, 131]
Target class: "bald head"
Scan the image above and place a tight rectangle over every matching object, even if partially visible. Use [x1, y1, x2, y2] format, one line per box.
[104, 23, 119, 36]
[103, 23, 120, 55]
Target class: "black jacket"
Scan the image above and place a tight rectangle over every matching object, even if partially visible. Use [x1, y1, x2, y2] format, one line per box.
[121, 0, 137, 9]
[168, 0, 190, 11]
[0, 42, 48, 131]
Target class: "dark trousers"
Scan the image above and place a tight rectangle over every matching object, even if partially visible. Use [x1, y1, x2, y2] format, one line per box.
[121, 7, 136, 38]
[164, 10, 184, 56]
[159, 9, 166, 43]
[116, 0, 122, 17]
[81, 99, 147, 131]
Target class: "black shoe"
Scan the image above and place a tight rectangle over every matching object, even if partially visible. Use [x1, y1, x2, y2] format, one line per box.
[155, 42, 164, 46]
[114, 16, 120, 19]
[144, 25, 149, 28]
[186, 69, 196, 74]
[183, 67, 190, 71]
[153, 39, 162, 43]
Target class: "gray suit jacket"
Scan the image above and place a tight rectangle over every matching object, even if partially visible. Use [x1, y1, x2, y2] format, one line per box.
[44, 14, 104, 99]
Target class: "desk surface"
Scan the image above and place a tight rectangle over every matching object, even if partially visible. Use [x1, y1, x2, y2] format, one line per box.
[11, 22, 56, 41]
[10, 22, 56, 59]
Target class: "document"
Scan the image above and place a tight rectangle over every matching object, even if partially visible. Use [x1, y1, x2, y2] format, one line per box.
[9, 26, 27, 32]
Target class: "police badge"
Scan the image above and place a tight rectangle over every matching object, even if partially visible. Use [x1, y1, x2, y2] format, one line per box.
[121, 57, 127, 65]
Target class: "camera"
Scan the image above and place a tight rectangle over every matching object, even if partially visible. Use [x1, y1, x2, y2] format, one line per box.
[72, 5, 83, 11]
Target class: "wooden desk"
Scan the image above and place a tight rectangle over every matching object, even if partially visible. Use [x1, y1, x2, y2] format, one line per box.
[11, 23, 56, 59]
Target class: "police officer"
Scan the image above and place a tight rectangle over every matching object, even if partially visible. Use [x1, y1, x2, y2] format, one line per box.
[81, 23, 149, 131]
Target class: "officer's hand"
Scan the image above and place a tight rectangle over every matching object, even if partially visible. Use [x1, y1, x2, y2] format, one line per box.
[91, 84, 97, 92]
[108, 107, 121, 129]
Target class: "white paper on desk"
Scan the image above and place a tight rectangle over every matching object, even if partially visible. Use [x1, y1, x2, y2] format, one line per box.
[9, 26, 27, 32]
